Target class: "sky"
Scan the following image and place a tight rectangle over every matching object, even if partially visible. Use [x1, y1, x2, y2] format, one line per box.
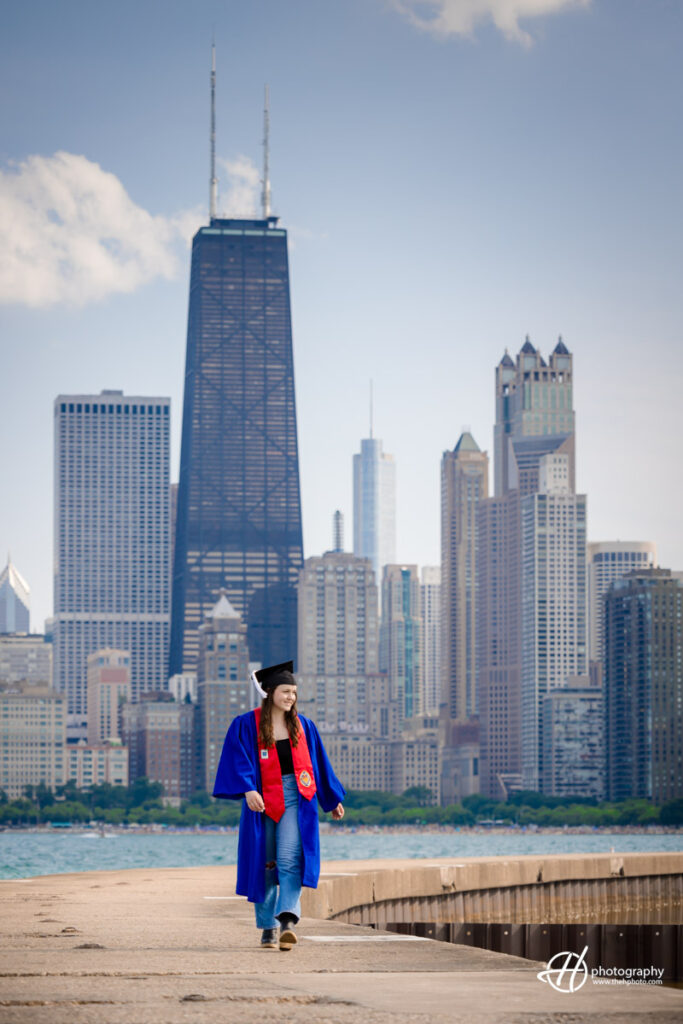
[1, 0, 682, 632]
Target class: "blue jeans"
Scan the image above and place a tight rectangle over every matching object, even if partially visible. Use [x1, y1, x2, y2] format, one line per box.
[254, 774, 303, 929]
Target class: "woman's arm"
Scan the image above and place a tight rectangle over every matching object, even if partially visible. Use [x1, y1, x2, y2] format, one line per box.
[301, 716, 346, 813]
[213, 714, 260, 800]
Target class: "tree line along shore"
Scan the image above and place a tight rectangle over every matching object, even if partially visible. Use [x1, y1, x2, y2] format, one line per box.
[2, 780, 683, 829]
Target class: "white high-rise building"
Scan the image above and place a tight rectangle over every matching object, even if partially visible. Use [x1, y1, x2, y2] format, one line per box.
[0, 557, 30, 633]
[420, 566, 441, 715]
[53, 392, 171, 731]
[521, 452, 588, 791]
[297, 550, 379, 729]
[587, 541, 657, 663]
[353, 438, 396, 588]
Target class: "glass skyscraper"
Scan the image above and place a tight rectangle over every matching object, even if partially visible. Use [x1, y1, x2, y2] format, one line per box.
[353, 437, 396, 588]
[169, 217, 304, 676]
[380, 564, 422, 721]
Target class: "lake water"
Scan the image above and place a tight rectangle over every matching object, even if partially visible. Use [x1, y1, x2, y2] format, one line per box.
[1, 829, 681, 880]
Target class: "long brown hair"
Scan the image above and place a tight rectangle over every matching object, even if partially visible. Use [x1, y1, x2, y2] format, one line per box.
[258, 672, 300, 749]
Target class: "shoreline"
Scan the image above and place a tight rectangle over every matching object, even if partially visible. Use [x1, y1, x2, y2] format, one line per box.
[2, 822, 682, 836]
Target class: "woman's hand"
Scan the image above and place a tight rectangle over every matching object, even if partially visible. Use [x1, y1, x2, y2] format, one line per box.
[331, 803, 344, 820]
[245, 790, 265, 813]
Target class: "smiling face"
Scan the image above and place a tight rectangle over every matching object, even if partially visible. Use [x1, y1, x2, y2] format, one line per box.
[271, 683, 297, 714]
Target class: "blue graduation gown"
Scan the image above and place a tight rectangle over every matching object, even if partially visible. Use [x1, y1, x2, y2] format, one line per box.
[212, 712, 346, 904]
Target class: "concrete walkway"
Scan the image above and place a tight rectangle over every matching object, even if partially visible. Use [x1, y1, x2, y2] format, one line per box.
[1, 862, 681, 1023]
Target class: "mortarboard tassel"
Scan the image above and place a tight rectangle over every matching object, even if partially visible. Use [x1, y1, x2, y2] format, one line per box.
[251, 670, 267, 699]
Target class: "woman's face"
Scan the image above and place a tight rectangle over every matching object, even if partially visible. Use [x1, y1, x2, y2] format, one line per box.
[272, 684, 297, 713]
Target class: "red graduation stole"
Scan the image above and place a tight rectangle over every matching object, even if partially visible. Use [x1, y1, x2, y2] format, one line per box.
[254, 708, 317, 822]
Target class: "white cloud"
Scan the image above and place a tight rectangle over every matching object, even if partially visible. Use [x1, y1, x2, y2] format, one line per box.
[217, 155, 261, 218]
[169, 205, 207, 247]
[0, 150, 268, 308]
[391, 0, 591, 46]
[0, 149, 291, 308]
[0, 151, 198, 307]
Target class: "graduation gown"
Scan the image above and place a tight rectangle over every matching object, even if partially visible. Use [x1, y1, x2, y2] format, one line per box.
[213, 712, 346, 904]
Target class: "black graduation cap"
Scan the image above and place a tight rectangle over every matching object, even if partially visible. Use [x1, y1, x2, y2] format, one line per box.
[250, 661, 294, 698]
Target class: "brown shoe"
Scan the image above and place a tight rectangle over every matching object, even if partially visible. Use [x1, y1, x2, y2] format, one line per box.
[279, 924, 297, 951]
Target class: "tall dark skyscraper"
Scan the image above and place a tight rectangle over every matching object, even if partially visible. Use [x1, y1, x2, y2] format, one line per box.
[169, 216, 304, 675]
[604, 569, 683, 804]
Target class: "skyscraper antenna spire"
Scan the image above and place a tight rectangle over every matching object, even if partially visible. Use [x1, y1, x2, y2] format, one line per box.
[333, 510, 344, 553]
[262, 84, 271, 218]
[209, 41, 218, 222]
[369, 379, 374, 439]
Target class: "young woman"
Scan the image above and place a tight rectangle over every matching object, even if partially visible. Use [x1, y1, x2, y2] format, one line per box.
[213, 661, 345, 951]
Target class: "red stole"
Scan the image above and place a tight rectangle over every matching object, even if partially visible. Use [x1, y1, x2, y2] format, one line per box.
[254, 708, 317, 822]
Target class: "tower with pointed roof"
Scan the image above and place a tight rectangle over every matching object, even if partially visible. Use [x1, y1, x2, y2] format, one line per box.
[478, 337, 587, 797]
[0, 557, 30, 634]
[440, 432, 489, 725]
[196, 590, 253, 789]
[494, 336, 575, 498]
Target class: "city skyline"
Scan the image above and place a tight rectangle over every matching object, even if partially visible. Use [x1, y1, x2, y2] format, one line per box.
[1, 341, 679, 807]
[1, 0, 682, 631]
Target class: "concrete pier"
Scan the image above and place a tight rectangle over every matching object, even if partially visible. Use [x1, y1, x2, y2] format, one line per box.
[1, 857, 682, 1023]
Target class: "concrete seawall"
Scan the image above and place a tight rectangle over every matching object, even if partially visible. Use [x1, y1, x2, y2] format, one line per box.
[302, 851, 683, 926]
